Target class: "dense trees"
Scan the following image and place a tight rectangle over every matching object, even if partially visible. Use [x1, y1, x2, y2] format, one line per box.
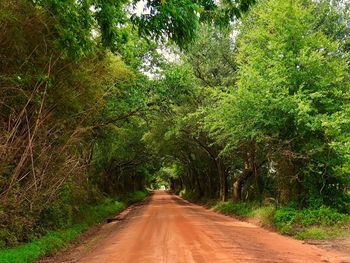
[0, 0, 349, 251]
[0, 0, 254, 248]
[148, 0, 350, 212]
[228, 0, 349, 207]
[0, 0, 145, 245]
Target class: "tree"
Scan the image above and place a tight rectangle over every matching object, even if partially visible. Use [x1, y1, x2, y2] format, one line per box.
[31, 0, 255, 56]
[210, 0, 350, 206]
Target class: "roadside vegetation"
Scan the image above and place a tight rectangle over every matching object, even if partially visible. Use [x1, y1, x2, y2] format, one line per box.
[0, 190, 148, 263]
[0, 0, 349, 261]
[0, 0, 253, 260]
[154, 0, 350, 241]
[213, 201, 349, 240]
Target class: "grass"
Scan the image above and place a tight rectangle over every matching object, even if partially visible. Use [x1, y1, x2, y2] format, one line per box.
[213, 201, 256, 218]
[0, 225, 87, 263]
[0, 191, 149, 263]
[212, 201, 350, 240]
[252, 206, 276, 228]
[295, 225, 350, 240]
[295, 227, 328, 240]
[121, 190, 149, 204]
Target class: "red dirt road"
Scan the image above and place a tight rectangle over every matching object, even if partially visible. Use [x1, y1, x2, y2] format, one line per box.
[77, 191, 349, 263]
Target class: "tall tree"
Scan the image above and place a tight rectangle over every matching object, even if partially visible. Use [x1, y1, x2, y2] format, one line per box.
[209, 0, 350, 206]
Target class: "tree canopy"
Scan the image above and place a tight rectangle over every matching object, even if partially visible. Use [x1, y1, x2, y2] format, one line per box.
[0, 0, 349, 251]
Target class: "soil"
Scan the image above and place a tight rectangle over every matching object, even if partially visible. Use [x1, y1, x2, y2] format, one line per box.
[39, 191, 350, 263]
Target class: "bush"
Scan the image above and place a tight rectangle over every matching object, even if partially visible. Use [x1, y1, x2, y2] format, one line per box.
[124, 191, 148, 204]
[0, 225, 86, 263]
[274, 207, 297, 234]
[274, 206, 349, 235]
[214, 202, 254, 218]
[252, 206, 276, 227]
[76, 200, 126, 226]
[179, 189, 197, 200]
[298, 207, 346, 226]
[213, 201, 349, 239]
[295, 227, 327, 240]
[40, 202, 74, 230]
[0, 191, 149, 263]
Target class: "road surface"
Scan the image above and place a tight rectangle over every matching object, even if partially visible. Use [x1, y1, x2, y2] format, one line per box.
[75, 191, 349, 263]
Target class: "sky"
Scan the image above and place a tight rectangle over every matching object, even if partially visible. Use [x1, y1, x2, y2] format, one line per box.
[133, 0, 149, 16]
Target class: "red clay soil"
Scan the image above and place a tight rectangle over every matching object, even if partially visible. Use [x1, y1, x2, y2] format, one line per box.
[62, 191, 350, 263]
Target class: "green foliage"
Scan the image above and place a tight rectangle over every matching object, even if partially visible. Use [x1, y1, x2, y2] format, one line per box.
[295, 227, 327, 240]
[132, 0, 255, 48]
[121, 191, 149, 204]
[179, 189, 197, 200]
[31, 0, 255, 53]
[295, 226, 350, 240]
[273, 208, 298, 234]
[214, 202, 255, 218]
[186, 25, 236, 87]
[213, 201, 277, 227]
[1, 0, 350, 254]
[214, 202, 276, 227]
[0, 0, 157, 250]
[40, 202, 74, 230]
[0, 225, 86, 263]
[132, 0, 201, 48]
[299, 207, 347, 226]
[212, 200, 349, 239]
[145, 0, 350, 208]
[274, 206, 349, 235]
[201, 0, 350, 207]
[0, 200, 125, 263]
[0, 191, 148, 262]
[33, 0, 98, 57]
[252, 206, 276, 227]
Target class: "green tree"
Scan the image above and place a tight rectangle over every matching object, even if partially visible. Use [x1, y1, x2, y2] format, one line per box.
[31, 0, 255, 56]
[210, 0, 350, 206]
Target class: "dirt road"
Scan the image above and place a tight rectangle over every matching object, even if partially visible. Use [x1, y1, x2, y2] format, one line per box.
[74, 191, 349, 263]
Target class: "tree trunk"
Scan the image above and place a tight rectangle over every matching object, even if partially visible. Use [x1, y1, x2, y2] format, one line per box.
[233, 168, 253, 201]
[218, 159, 227, 201]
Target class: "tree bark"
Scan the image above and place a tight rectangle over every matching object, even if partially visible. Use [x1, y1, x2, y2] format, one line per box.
[218, 159, 227, 201]
[233, 168, 253, 201]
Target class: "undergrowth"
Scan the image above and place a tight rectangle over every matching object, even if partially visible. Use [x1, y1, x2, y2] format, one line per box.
[213, 201, 350, 240]
[0, 191, 148, 263]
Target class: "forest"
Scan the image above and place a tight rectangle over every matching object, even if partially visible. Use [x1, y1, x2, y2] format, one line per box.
[0, 0, 349, 262]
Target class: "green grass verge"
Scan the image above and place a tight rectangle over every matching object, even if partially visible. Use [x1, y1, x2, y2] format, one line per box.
[213, 201, 350, 240]
[0, 224, 88, 263]
[213, 201, 256, 218]
[120, 190, 149, 204]
[0, 191, 149, 263]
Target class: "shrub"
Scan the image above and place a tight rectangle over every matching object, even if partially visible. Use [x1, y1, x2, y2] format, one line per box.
[295, 227, 327, 240]
[40, 202, 74, 230]
[179, 189, 196, 200]
[125, 191, 148, 204]
[0, 225, 86, 263]
[274, 206, 349, 235]
[214, 202, 254, 218]
[272, 208, 295, 234]
[0, 193, 147, 263]
[212, 200, 349, 239]
[252, 206, 276, 227]
[298, 207, 346, 226]
[274, 207, 297, 227]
